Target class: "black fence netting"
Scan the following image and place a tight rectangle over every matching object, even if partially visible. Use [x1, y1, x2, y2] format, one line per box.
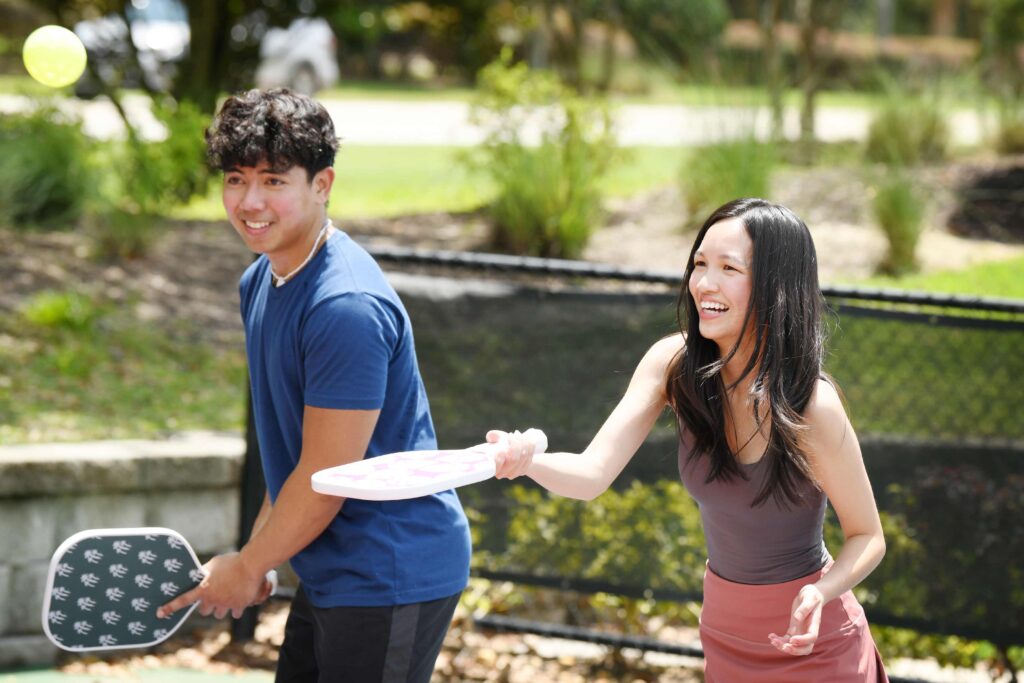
[374, 248, 1024, 649]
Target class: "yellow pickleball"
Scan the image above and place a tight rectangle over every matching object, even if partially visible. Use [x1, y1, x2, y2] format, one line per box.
[22, 25, 87, 88]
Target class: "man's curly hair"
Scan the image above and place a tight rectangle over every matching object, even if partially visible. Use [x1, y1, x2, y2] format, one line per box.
[206, 88, 338, 179]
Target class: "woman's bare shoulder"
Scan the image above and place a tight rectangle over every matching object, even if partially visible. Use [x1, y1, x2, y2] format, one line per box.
[638, 333, 685, 378]
[804, 378, 845, 423]
[648, 333, 685, 364]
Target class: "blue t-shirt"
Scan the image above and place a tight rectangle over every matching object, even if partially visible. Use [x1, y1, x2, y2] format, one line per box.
[239, 230, 471, 608]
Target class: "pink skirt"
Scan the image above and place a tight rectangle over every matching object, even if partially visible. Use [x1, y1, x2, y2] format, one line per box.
[699, 563, 888, 682]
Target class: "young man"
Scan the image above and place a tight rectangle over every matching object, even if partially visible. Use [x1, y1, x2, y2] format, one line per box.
[157, 89, 471, 682]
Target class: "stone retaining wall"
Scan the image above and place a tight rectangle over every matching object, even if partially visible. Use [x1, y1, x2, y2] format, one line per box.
[0, 432, 245, 667]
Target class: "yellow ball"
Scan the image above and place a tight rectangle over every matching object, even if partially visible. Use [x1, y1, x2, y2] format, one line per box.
[22, 25, 88, 88]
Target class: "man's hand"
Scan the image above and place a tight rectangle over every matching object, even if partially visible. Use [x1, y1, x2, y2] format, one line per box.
[156, 552, 269, 620]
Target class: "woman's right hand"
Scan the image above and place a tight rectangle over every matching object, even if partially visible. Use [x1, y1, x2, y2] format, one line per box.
[487, 429, 542, 479]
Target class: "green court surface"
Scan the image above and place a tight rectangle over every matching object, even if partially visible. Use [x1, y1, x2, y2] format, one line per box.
[0, 668, 272, 682]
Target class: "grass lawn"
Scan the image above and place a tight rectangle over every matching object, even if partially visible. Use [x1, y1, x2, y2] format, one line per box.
[0, 292, 247, 444]
[177, 145, 688, 221]
[842, 255, 1024, 300]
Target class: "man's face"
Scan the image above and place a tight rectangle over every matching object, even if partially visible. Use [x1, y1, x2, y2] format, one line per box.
[222, 160, 334, 270]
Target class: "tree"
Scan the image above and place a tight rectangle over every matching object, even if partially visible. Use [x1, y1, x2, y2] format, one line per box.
[521, 0, 729, 92]
[760, 0, 784, 141]
[174, 0, 239, 114]
[793, 0, 844, 153]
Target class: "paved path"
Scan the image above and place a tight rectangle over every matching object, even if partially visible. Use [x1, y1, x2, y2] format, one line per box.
[0, 94, 989, 147]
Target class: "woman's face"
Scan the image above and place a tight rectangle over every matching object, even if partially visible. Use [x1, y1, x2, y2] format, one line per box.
[688, 217, 755, 354]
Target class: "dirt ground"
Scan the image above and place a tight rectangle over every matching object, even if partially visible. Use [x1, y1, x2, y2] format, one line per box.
[56, 597, 706, 682]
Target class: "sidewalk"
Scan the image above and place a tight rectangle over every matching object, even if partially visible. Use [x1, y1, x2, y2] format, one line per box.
[0, 94, 989, 146]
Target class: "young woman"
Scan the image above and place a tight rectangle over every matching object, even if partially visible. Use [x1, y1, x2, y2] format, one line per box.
[491, 198, 888, 681]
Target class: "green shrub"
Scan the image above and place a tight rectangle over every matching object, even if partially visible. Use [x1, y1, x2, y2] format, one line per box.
[468, 50, 617, 258]
[121, 98, 212, 215]
[865, 97, 948, 166]
[90, 98, 212, 260]
[995, 112, 1024, 154]
[680, 138, 775, 226]
[85, 209, 159, 261]
[20, 290, 102, 332]
[873, 172, 924, 275]
[0, 105, 93, 228]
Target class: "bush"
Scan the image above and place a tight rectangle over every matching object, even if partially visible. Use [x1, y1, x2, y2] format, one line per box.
[680, 138, 775, 226]
[20, 290, 102, 332]
[120, 98, 212, 215]
[90, 98, 212, 260]
[996, 111, 1024, 154]
[0, 105, 93, 229]
[468, 50, 617, 258]
[865, 96, 948, 166]
[873, 171, 924, 275]
[85, 209, 160, 261]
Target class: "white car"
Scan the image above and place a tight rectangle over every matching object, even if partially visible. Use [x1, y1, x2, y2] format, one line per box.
[255, 18, 340, 95]
[74, 1, 340, 98]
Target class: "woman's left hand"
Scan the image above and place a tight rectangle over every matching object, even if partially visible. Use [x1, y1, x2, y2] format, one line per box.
[768, 584, 825, 656]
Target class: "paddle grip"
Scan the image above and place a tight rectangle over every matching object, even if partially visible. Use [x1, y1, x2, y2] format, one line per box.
[521, 428, 548, 455]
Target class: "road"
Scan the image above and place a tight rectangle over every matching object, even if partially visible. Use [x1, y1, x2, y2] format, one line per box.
[0, 93, 988, 147]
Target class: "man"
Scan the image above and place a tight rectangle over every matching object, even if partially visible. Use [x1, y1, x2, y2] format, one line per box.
[158, 89, 471, 682]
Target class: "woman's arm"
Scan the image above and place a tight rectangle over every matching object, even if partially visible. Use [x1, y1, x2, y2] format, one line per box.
[769, 379, 886, 655]
[805, 380, 886, 601]
[491, 334, 683, 500]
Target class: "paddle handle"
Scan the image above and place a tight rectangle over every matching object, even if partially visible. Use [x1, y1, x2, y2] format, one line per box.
[515, 428, 548, 456]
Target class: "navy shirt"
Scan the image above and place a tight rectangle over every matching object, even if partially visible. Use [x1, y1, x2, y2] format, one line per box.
[240, 230, 471, 607]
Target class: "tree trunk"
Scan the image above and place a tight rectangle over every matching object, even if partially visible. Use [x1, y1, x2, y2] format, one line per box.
[596, 1, 620, 94]
[175, 0, 232, 113]
[795, 0, 818, 148]
[527, 1, 552, 69]
[877, 0, 894, 38]
[931, 0, 958, 37]
[565, 2, 585, 91]
[760, 0, 784, 141]
[794, 0, 844, 159]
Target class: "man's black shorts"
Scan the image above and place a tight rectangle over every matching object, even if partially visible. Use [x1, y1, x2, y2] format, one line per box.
[275, 585, 462, 683]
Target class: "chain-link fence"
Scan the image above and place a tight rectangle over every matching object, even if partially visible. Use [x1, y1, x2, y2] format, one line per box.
[366, 247, 1024, 653]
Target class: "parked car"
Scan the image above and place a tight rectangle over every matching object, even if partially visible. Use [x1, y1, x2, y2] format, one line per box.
[73, 0, 340, 98]
[73, 0, 188, 97]
[255, 17, 339, 95]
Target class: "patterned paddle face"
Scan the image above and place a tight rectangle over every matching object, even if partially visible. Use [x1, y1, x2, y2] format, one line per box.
[43, 528, 204, 651]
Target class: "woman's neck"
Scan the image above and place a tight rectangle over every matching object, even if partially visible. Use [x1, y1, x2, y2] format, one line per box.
[719, 341, 758, 389]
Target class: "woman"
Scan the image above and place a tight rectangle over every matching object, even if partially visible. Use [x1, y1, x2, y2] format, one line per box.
[491, 198, 888, 681]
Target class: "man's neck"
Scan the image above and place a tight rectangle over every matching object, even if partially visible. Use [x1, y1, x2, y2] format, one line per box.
[269, 215, 332, 285]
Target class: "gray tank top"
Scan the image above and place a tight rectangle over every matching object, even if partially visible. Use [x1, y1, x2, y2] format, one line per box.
[677, 431, 831, 584]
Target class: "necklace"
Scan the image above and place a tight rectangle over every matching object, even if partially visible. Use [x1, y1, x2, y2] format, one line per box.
[270, 219, 332, 287]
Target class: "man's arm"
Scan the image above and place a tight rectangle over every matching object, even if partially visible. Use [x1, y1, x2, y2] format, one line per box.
[239, 406, 379, 576]
[249, 490, 272, 538]
[157, 406, 379, 619]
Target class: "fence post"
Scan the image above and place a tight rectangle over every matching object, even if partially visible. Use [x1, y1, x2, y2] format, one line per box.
[231, 386, 265, 642]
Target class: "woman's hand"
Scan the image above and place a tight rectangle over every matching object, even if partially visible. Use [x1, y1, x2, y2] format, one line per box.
[768, 583, 825, 656]
[486, 429, 540, 479]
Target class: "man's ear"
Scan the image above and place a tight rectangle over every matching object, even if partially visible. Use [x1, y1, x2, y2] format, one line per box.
[313, 167, 335, 202]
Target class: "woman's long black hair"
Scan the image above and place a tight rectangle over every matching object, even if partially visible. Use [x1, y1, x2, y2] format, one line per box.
[667, 198, 831, 508]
